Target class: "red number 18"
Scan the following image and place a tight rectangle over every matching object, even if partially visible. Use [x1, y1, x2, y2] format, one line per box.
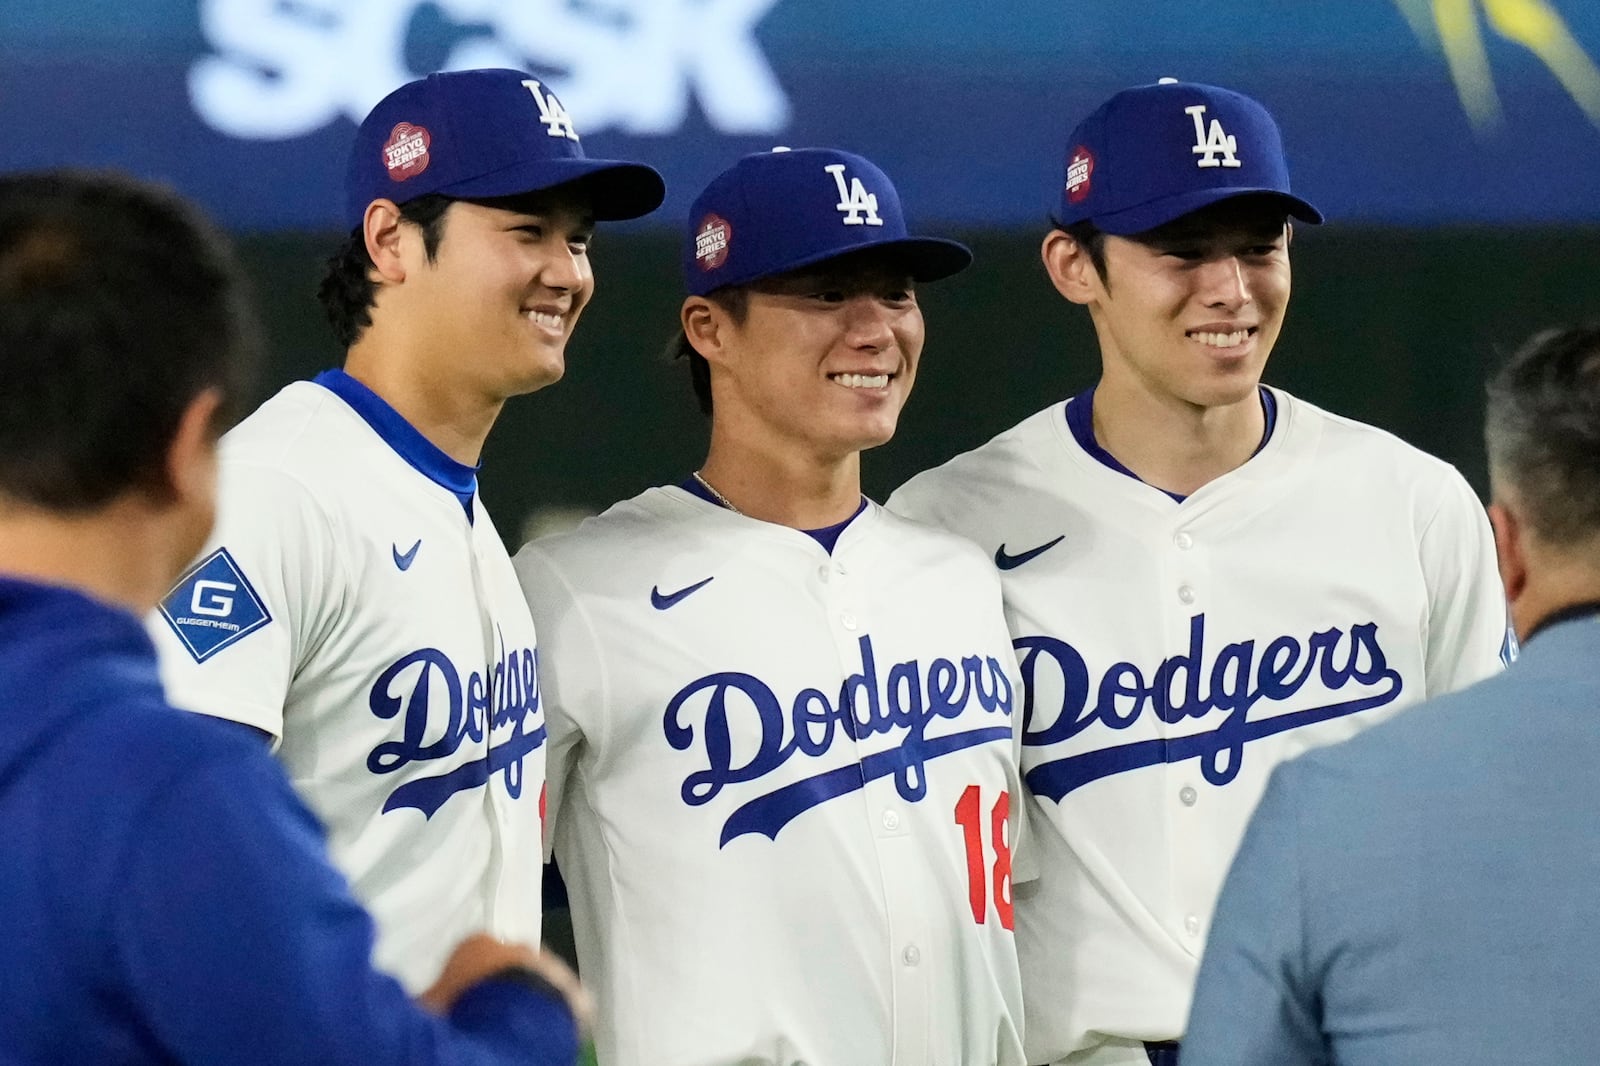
[954, 784, 1013, 930]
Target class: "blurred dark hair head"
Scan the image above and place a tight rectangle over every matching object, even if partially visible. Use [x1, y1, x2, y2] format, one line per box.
[0, 169, 260, 510]
[1486, 322, 1600, 546]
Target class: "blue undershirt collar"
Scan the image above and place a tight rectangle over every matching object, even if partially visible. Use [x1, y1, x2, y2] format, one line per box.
[1065, 384, 1277, 503]
[314, 369, 478, 522]
[679, 476, 868, 554]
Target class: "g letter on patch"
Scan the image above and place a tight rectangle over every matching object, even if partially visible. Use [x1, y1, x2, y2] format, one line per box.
[159, 547, 273, 663]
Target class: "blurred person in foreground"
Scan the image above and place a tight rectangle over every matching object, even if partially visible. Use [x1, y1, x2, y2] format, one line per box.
[1184, 321, 1600, 1065]
[0, 168, 586, 1066]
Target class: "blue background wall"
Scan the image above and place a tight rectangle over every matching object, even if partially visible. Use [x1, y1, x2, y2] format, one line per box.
[6, 1, 1598, 539]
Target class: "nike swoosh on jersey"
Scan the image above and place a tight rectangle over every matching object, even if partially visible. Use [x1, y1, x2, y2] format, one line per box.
[994, 535, 1065, 570]
[392, 540, 422, 571]
[652, 576, 714, 610]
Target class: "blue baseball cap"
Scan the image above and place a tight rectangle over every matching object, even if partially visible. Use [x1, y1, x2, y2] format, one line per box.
[1054, 80, 1323, 235]
[684, 147, 971, 297]
[344, 68, 665, 230]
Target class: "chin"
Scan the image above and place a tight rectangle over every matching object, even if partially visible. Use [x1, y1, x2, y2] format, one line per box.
[509, 356, 566, 396]
[848, 423, 900, 454]
[1184, 369, 1264, 408]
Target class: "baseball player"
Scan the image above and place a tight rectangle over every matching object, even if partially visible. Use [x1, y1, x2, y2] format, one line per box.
[888, 80, 1510, 1066]
[514, 147, 1029, 1066]
[150, 68, 664, 992]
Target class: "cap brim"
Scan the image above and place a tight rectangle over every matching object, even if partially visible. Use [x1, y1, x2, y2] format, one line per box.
[1093, 188, 1323, 236]
[735, 236, 974, 290]
[440, 157, 666, 221]
[895, 236, 975, 283]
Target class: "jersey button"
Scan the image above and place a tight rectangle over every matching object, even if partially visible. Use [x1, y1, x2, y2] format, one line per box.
[901, 944, 921, 966]
[1179, 785, 1197, 806]
[841, 611, 859, 630]
[817, 565, 830, 583]
[1184, 914, 1201, 937]
[1174, 531, 1194, 550]
[882, 810, 900, 830]
[1177, 584, 1196, 605]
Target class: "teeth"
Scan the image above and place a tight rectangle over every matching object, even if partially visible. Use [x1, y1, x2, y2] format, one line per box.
[1191, 330, 1250, 349]
[527, 311, 563, 331]
[832, 373, 890, 389]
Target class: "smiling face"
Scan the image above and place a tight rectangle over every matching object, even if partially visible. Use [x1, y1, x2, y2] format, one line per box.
[690, 252, 926, 465]
[401, 188, 596, 400]
[1054, 197, 1293, 412]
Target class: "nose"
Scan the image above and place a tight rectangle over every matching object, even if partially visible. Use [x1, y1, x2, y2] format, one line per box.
[538, 246, 586, 292]
[1198, 255, 1251, 311]
[842, 295, 897, 351]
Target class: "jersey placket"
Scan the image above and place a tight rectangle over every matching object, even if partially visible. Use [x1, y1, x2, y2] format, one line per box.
[817, 545, 932, 1066]
[1160, 509, 1215, 955]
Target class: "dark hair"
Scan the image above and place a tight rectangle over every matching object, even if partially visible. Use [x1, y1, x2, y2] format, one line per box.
[1485, 322, 1600, 546]
[316, 194, 452, 348]
[0, 170, 259, 511]
[669, 288, 749, 417]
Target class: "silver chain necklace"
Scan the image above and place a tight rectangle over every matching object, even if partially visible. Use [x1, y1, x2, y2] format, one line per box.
[692, 470, 744, 516]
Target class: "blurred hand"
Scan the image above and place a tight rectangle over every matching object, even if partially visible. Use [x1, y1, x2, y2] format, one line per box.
[419, 933, 593, 1036]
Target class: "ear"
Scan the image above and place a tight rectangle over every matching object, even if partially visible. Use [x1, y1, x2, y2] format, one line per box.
[362, 199, 410, 284]
[1041, 229, 1101, 306]
[164, 387, 225, 508]
[1488, 500, 1527, 604]
[682, 296, 730, 368]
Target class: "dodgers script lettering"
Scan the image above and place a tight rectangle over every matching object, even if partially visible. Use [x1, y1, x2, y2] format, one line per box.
[367, 639, 546, 818]
[1019, 612, 1402, 799]
[664, 634, 1015, 846]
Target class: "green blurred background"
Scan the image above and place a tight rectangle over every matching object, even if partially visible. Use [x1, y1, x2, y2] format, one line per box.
[244, 224, 1600, 548]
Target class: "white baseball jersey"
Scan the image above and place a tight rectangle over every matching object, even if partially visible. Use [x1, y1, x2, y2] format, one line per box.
[151, 371, 545, 992]
[888, 387, 1508, 1066]
[515, 487, 1029, 1066]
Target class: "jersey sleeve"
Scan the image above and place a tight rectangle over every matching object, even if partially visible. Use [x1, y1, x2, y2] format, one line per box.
[1418, 467, 1510, 699]
[513, 541, 608, 861]
[113, 742, 579, 1066]
[1180, 761, 1327, 1065]
[149, 463, 346, 741]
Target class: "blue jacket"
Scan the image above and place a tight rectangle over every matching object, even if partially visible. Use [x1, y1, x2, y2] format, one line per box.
[0, 576, 577, 1065]
[1184, 608, 1600, 1065]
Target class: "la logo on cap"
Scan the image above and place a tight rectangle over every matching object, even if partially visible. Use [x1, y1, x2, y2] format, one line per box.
[1065, 146, 1094, 203]
[522, 79, 579, 142]
[383, 122, 431, 181]
[825, 163, 883, 227]
[1185, 104, 1241, 169]
[695, 213, 732, 270]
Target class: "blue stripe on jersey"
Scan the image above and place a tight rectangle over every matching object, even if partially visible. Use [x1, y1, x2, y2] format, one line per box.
[313, 369, 478, 521]
[677, 477, 868, 554]
[1064, 384, 1277, 503]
